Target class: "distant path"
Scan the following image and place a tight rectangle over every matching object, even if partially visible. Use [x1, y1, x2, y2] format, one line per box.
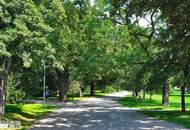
[30, 91, 188, 130]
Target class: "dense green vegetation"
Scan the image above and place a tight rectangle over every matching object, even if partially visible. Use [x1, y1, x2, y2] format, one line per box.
[120, 91, 190, 128]
[0, 0, 190, 128]
[5, 104, 55, 129]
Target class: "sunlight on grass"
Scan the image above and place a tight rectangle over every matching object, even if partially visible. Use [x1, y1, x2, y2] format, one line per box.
[5, 104, 55, 129]
[120, 92, 190, 110]
[119, 91, 190, 128]
[139, 110, 190, 128]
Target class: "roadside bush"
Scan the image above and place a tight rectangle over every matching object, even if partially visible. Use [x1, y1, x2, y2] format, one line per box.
[7, 73, 26, 104]
[7, 89, 26, 104]
[103, 85, 118, 93]
[67, 81, 81, 97]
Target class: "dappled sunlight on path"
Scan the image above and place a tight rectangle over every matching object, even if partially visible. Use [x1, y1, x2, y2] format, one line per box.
[30, 91, 188, 130]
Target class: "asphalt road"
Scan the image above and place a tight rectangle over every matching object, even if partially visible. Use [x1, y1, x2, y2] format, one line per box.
[30, 91, 188, 130]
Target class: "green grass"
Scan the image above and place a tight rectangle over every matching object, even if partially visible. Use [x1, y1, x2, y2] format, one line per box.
[139, 110, 190, 128]
[5, 104, 55, 130]
[119, 91, 190, 128]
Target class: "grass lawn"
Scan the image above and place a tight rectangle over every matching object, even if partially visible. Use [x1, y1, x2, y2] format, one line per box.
[119, 91, 190, 128]
[5, 104, 55, 130]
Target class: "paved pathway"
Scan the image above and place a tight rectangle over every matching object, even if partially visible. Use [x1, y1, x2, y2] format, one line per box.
[30, 91, 188, 130]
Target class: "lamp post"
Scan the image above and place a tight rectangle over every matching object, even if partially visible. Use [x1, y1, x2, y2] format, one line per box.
[43, 60, 46, 111]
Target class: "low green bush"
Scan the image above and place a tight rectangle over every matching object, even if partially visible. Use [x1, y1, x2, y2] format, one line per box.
[103, 85, 118, 93]
[67, 81, 82, 97]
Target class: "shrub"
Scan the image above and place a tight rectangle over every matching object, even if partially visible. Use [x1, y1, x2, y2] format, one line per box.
[67, 81, 81, 97]
[103, 85, 118, 93]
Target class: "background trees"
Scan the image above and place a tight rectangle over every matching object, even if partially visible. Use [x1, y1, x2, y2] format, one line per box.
[104, 0, 190, 112]
[0, 0, 189, 117]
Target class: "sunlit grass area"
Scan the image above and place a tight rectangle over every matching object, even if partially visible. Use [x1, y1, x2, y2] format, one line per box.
[5, 104, 55, 129]
[119, 91, 190, 128]
[120, 91, 190, 110]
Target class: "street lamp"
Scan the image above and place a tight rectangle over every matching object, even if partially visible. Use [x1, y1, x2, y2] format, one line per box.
[43, 60, 48, 111]
[43, 60, 46, 111]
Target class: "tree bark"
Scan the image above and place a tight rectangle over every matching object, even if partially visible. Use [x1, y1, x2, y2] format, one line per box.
[0, 58, 11, 117]
[132, 92, 135, 98]
[57, 68, 70, 102]
[135, 90, 139, 97]
[149, 92, 152, 101]
[181, 86, 186, 112]
[90, 81, 95, 96]
[162, 79, 169, 106]
[143, 91, 146, 100]
[77, 88, 83, 97]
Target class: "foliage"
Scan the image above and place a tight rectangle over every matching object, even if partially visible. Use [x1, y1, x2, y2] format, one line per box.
[5, 104, 55, 129]
[1, 0, 190, 117]
[67, 81, 81, 97]
[102, 85, 118, 93]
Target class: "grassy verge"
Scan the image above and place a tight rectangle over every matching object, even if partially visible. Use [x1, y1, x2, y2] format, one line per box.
[5, 104, 55, 130]
[119, 91, 190, 128]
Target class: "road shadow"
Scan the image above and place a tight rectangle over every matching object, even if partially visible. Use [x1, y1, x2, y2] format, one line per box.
[30, 92, 188, 130]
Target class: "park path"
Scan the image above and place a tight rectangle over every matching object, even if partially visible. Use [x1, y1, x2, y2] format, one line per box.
[30, 91, 188, 130]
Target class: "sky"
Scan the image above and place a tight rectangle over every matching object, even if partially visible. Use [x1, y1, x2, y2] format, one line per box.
[89, 0, 150, 27]
[90, 0, 95, 6]
[139, 18, 150, 27]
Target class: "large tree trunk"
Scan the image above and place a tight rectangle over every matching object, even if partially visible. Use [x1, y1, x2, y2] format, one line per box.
[143, 91, 146, 100]
[57, 68, 69, 102]
[149, 92, 152, 101]
[0, 58, 11, 117]
[181, 65, 188, 112]
[181, 86, 186, 112]
[135, 90, 139, 98]
[77, 88, 83, 97]
[162, 79, 169, 106]
[90, 81, 95, 96]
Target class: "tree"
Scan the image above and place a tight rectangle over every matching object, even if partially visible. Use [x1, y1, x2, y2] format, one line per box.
[106, 0, 190, 112]
[0, 0, 51, 116]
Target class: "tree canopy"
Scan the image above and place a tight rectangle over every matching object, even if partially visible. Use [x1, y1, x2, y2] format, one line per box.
[0, 0, 190, 116]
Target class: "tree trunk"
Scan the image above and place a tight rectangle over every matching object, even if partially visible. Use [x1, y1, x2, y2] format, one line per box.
[90, 81, 95, 96]
[138, 96, 141, 99]
[162, 79, 169, 106]
[181, 86, 186, 112]
[135, 90, 138, 97]
[77, 88, 83, 97]
[57, 68, 70, 102]
[143, 92, 146, 100]
[149, 92, 152, 101]
[132, 92, 135, 98]
[0, 58, 11, 117]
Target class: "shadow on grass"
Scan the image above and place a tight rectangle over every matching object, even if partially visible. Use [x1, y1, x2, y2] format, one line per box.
[120, 96, 190, 109]
[119, 97, 161, 108]
[139, 110, 190, 128]
[5, 104, 55, 128]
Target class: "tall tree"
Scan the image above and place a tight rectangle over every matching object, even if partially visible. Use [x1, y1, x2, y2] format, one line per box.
[0, 0, 50, 116]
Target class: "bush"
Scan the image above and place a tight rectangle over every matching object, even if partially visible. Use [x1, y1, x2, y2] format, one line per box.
[103, 85, 118, 93]
[7, 89, 26, 104]
[67, 81, 81, 97]
[7, 74, 26, 104]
